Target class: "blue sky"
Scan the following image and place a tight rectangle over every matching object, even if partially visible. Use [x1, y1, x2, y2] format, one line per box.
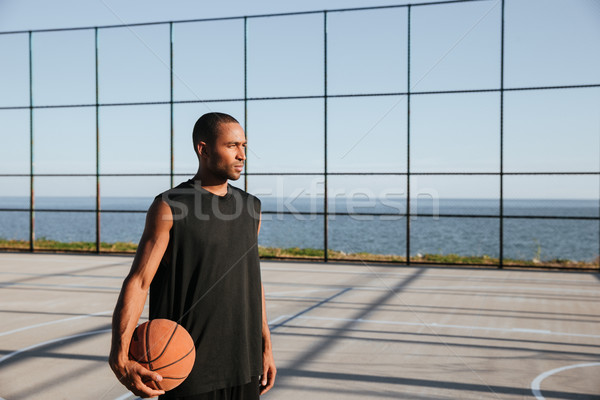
[0, 0, 598, 199]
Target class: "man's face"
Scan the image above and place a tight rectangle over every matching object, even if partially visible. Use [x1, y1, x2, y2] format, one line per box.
[205, 122, 246, 181]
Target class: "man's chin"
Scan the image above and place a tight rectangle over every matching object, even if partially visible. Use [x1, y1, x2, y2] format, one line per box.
[228, 171, 242, 181]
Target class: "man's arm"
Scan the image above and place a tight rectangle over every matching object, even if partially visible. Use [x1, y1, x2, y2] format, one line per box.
[108, 198, 173, 398]
[257, 213, 277, 395]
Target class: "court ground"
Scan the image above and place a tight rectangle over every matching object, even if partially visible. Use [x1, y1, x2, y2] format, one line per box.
[0, 252, 598, 400]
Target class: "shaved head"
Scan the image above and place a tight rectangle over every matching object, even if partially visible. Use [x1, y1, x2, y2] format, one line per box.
[192, 112, 240, 155]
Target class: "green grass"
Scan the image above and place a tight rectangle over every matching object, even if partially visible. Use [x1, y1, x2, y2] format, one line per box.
[258, 246, 598, 269]
[0, 237, 138, 252]
[0, 238, 597, 270]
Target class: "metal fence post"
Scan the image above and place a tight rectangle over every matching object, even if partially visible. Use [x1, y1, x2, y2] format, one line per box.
[499, 0, 505, 268]
[406, 5, 412, 266]
[323, 11, 329, 263]
[95, 27, 101, 253]
[170, 22, 175, 189]
[28, 30, 34, 252]
[244, 17, 248, 192]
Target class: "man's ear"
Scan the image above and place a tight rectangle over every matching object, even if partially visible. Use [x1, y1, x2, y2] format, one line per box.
[197, 141, 209, 158]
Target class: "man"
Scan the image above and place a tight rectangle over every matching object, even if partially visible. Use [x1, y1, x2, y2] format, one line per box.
[109, 112, 276, 399]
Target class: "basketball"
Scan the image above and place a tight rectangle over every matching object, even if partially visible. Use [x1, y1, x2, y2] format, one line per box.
[129, 319, 196, 391]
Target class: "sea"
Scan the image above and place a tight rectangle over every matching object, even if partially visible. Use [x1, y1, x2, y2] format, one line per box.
[0, 196, 598, 263]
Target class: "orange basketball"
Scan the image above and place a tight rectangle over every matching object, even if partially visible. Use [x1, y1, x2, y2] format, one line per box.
[129, 319, 196, 391]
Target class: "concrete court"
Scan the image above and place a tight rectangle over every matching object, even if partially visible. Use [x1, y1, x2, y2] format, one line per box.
[0, 252, 598, 400]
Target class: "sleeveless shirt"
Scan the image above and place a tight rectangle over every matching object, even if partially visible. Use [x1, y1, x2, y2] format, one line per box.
[149, 179, 263, 395]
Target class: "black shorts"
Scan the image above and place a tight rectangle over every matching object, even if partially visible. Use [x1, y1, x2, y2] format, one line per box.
[158, 376, 260, 400]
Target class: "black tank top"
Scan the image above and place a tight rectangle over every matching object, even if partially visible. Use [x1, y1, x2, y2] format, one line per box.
[149, 179, 263, 395]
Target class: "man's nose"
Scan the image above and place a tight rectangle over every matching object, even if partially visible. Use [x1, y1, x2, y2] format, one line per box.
[237, 146, 246, 160]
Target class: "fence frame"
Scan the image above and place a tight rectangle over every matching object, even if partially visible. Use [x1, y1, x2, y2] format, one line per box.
[0, 0, 599, 270]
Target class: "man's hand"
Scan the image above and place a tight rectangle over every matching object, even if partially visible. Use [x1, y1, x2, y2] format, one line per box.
[109, 357, 165, 398]
[260, 347, 276, 395]
[258, 221, 276, 395]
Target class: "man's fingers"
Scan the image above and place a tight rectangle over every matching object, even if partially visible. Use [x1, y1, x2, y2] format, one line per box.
[260, 366, 276, 395]
[259, 379, 274, 395]
[261, 362, 269, 386]
[136, 364, 163, 384]
[131, 378, 165, 398]
[129, 364, 165, 398]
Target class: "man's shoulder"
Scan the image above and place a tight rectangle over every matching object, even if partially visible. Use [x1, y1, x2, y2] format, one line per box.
[230, 185, 262, 214]
[154, 180, 195, 203]
[230, 184, 261, 203]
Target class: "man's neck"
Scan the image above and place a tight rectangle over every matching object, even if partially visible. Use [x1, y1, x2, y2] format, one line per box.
[191, 172, 228, 196]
